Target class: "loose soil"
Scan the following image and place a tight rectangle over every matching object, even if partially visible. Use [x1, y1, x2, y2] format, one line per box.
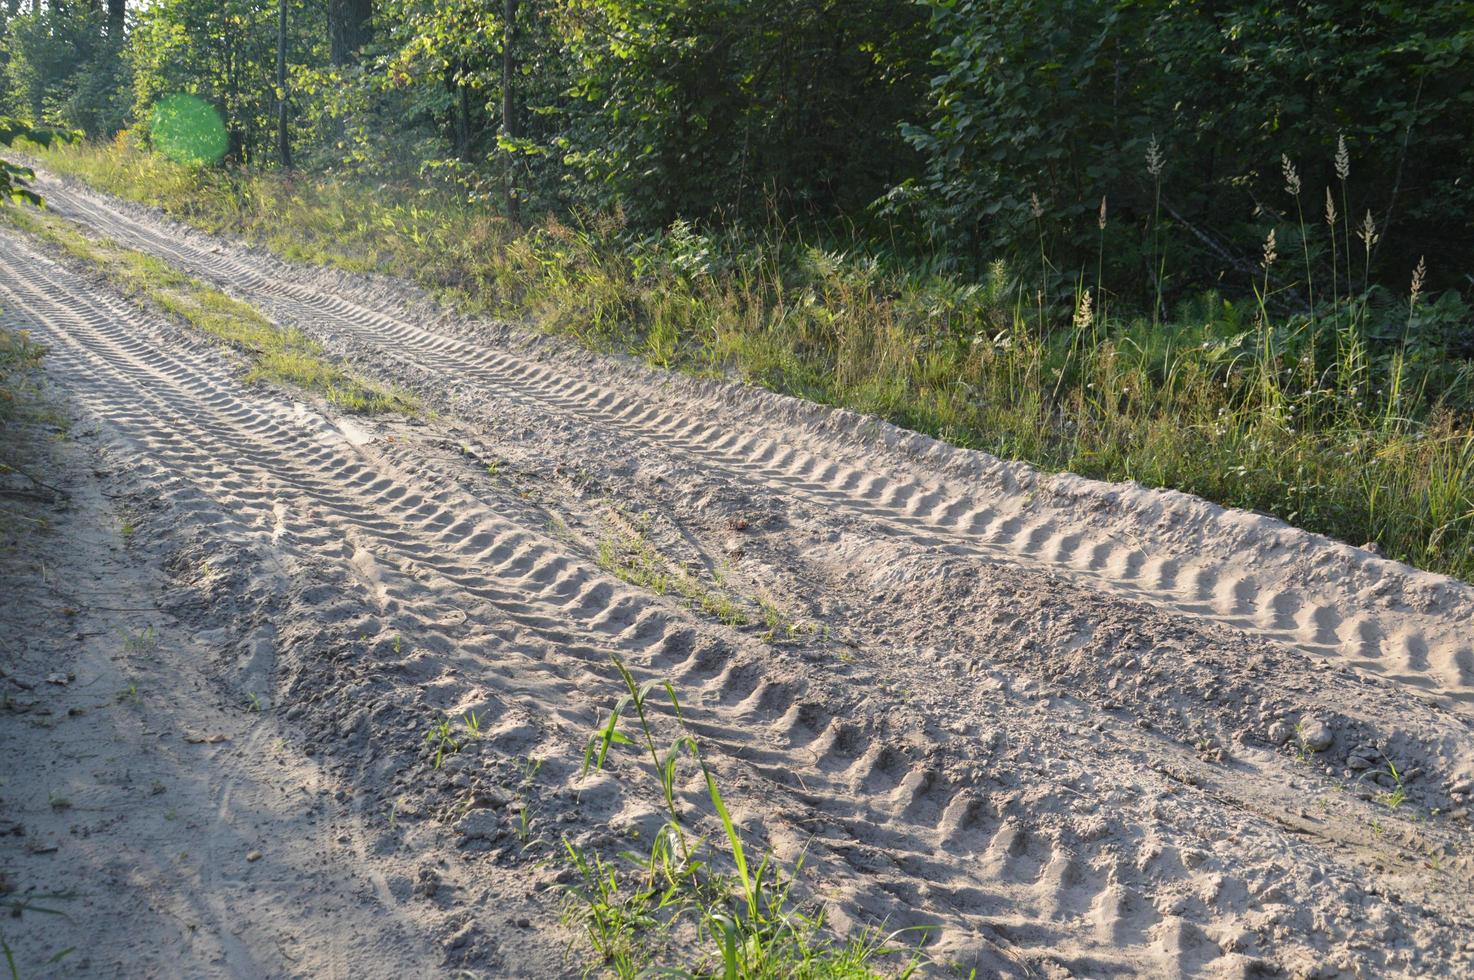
[2, 171, 1472, 978]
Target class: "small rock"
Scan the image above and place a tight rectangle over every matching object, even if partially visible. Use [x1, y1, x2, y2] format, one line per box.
[1298, 717, 1334, 752]
[455, 809, 504, 843]
[246, 850, 262, 863]
[414, 867, 441, 899]
[1266, 721, 1292, 746]
[1347, 756, 1375, 771]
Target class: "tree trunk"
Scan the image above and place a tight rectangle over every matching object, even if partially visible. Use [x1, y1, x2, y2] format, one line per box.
[501, 0, 519, 223]
[458, 80, 471, 162]
[276, 0, 292, 168]
[107, 0, 124, 37]
[328, 0, 371, 67]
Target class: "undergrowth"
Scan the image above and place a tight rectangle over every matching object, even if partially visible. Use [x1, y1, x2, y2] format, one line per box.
[0, 322, 44, 425]
[28, 140, 1474, 583]
[1, 204, 415, 416]
[567, 655, 920, 977]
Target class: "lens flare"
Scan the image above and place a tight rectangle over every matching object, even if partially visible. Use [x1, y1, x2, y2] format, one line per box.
[150, 94, 227, 166]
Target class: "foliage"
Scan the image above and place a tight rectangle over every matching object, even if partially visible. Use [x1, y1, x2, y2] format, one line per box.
[897, 0, 1474, 298]
[1, 115, 74, 205]
[10, 0, 1474, 304]
[127, 0, 322, 164]
[8, 0, 1474, 585]
[546, 0, 928, 225]
[2, 6, 130, 137]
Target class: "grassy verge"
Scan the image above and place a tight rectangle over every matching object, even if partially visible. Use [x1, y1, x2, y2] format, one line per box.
[0, 321, 44, 422]
[30, 140, 1474, 582]
[1, 203, 416, 416]
[0, 316, 50, 515]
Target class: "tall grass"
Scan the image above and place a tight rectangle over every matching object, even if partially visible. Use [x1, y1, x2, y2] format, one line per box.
[33, 138, 1474, 583]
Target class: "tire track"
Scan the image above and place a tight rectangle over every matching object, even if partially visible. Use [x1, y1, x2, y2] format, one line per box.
[37, 178, 1474, 708]
[0, 229, 1344, 977]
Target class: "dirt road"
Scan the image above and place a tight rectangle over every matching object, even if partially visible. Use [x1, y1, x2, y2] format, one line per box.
[2, 173, 1473, 977]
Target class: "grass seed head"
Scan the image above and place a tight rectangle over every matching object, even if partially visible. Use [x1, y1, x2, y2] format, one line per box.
[1146, 134, 1164, 177]
[1281, 154, 1301, 197]
[1358, 210, 1379, 250]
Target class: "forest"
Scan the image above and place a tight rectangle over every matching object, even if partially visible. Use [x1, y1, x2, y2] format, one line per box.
[3, 0, 1474, 577]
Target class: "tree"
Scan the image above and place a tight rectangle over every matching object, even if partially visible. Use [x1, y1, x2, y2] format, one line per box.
[128, 0, 318, 164]
[2, 4, 130, 136]
[276, 0, 291, 166]
[328, 0, 370, 65]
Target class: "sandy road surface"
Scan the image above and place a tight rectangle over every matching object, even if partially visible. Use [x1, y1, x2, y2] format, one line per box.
[2, 173, 1473, 977]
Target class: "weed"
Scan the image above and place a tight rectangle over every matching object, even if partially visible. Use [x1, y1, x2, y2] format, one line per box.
[120, 624, 157, 654]
[47, 791, 71, 811]
[756, 596, 812, 644]
[114, 683, 139, 704]
[1371, 756, 1409, 810]
[1292, 723, 1315, 764]
[119, 517, 136, 540]
[566, 652, 921, 976]
[518, 756, 544, 785]
[2, 914, 75, 979]
[424, 718, 460, 770]
[597, 512, 754, 630]
[515, 803, 536, 848]
[246, 692, 264, 713]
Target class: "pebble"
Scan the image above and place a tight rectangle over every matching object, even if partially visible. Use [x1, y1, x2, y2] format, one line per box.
[1298, 717, 1334, 752]
[246, 850, 262, 862]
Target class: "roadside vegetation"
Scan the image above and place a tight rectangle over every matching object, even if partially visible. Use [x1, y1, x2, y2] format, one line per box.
[30, 139, 1474, 584]
[1, 203, 415, 415]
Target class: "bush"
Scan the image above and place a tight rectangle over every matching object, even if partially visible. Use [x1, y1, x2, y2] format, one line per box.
[897, 0, 1474, 300]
